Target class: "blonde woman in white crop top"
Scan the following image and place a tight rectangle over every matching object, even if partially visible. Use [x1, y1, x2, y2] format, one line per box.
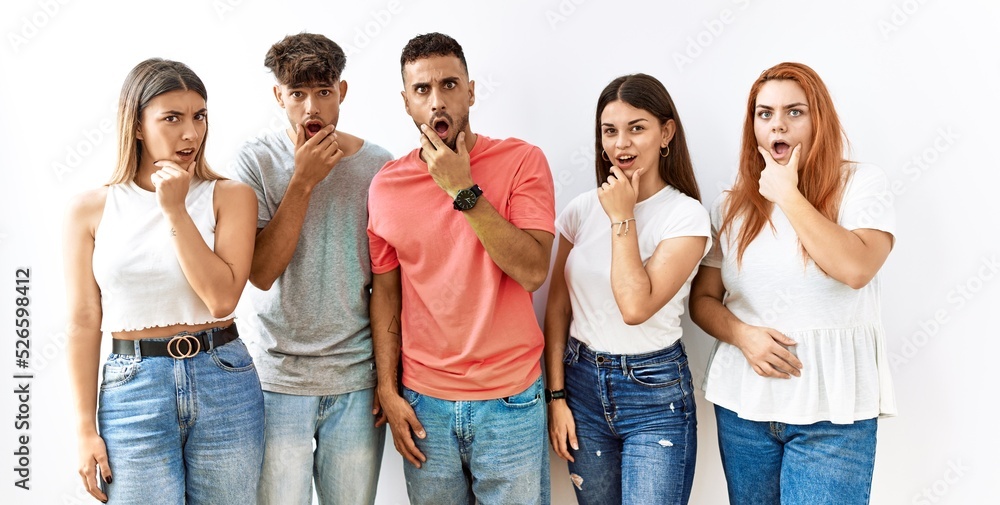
[64, 59, 261, 504]
[689, 62, 895, 505]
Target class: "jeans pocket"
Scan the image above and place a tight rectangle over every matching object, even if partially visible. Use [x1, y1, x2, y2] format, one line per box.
[210, 339, 255, 372]
[499, 380, 542, 409]
[100, 355, 140, 391]
[627, 360, 684, 389]
[401, 387, 421, 408]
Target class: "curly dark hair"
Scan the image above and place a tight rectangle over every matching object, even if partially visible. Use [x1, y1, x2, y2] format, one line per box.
[399, 32, 467, 78]
[264, 33, 346, 86]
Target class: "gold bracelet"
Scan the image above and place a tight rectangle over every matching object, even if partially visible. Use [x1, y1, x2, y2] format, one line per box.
[612, 218, 636, 237]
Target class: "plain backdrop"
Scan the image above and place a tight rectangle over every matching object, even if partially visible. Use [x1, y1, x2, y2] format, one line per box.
[2, 0, 998, 503]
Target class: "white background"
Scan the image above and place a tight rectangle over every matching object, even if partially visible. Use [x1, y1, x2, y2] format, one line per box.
[2, 0, 998, 503]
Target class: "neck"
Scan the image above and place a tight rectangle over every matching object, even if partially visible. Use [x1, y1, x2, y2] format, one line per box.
[636, 174, 667, 202]
[133, 159, 157, 191]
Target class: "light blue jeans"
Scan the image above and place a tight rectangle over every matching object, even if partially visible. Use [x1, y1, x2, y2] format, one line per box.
[257, 388, 386, 505]
[562, 337, 697, 505]
[400, 376, 550, 505]
[714, 405, 878, 505]
[97, 337, 264, 504]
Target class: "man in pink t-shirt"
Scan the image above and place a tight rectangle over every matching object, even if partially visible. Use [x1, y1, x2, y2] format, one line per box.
[367, 33, 555, 504]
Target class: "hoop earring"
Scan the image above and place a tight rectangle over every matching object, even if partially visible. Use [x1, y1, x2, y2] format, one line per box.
[601, 150, 610, 161]
[660, 145, 670, 158]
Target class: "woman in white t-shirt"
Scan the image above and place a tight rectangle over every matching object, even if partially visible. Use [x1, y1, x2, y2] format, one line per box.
[689, 62, 896, 505]
[544, 74, 710, 505]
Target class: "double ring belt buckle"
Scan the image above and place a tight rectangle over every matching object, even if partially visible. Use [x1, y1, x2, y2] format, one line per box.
[166, 333, 202, 359]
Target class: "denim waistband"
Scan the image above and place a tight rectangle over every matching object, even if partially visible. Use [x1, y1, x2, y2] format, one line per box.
[566, 336, 686, 371]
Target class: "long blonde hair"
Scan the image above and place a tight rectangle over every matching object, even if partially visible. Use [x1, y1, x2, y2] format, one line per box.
[109, 58, 222, 184]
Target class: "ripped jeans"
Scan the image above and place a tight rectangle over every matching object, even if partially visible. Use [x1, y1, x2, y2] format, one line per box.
[562, 337, 697, 505]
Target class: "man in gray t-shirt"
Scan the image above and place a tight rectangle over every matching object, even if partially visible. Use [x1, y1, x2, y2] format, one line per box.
[232, 33, 391, 505]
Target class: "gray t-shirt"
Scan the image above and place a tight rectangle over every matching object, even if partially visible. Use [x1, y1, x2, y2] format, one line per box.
[233, 129, 392, 395]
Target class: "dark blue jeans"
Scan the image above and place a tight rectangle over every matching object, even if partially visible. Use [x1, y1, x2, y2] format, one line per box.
[563, 337, 697, 504]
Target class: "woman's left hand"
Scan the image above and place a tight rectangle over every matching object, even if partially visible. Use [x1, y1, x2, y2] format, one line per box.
[150, 160, 193, 216]
[757, 144, 801, 207]
[597, 165, 644, 223]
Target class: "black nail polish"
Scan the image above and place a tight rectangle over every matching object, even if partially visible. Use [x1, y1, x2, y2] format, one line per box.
[105, 475, 113, 484]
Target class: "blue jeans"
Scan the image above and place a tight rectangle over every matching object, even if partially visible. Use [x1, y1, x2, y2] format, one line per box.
[562, 337, 697, 505]
[714, 405, 878, 505]
[400, 376, 550, 505]
[257, 388, 386, 505]
[97, 336, 264, 504]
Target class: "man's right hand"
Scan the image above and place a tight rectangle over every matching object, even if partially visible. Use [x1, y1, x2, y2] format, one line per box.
[378, 388, 427, 468]
[291, 124, 343, 191]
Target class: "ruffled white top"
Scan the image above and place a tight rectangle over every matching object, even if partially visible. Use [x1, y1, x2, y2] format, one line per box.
[92, 179, 232, 332]
[702, 163, 897, 424]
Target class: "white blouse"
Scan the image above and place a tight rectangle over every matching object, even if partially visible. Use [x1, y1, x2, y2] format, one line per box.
[702, 163, 897, 424]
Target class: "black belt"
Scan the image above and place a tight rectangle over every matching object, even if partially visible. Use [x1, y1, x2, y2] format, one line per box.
[112, 324, 239, 359]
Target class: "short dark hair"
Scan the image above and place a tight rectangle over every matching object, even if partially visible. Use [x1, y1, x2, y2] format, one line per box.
[264, 33, 346, 86]
[399, 32, 468, 78]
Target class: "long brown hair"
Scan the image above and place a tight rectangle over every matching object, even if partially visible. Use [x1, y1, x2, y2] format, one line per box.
[594, 74, 701, 201]
[109, 58, 222, 185]
[721, 62, 848, 264]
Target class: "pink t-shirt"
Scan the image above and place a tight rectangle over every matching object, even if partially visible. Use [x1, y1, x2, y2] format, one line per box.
[367, 134, 555, 400]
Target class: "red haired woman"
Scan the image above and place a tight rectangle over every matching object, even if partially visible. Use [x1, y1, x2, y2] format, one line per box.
[690, 62, 895, 505]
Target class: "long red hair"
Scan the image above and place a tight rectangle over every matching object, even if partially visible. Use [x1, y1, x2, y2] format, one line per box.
[721, 62, 849, 264]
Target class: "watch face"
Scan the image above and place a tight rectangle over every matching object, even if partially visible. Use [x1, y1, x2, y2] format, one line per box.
[454, 188, 478, 210]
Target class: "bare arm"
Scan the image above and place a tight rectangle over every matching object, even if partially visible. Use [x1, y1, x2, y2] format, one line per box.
[248, 126, 344, 289]
[689, 266, 802, 379]
[419, 128, 554, 292]
[462, 201, 554, 292]
[759, 146, 893, 288]
[370, 268, 427, 467]
[153, 166, 257, 317]
[543, 235, 577, 461]
[610, 233, 707, 325]
[63, 189, 111, 503]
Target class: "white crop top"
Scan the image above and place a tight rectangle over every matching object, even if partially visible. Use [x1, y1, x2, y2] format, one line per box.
[92, 179, 233, 332]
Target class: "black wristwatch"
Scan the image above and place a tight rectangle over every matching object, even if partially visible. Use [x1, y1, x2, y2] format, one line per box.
[452, 184, 483, 211]
[544, 389, 567, 403]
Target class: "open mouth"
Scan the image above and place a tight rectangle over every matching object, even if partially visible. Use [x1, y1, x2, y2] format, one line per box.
[433, 120, 450, 139]
[616, 154, 636, 168]
[177, 148, 195, 158]
[772, 141, 790, 157]
[305, 120, 324, 136]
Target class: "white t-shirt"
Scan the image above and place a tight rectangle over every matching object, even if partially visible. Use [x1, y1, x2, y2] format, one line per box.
[556, 185, 711, 355]
[702, 163, 897, 424]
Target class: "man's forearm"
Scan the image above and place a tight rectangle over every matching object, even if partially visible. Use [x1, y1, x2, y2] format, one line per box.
[249, 181, 313, 290]
[462, 198, 553, 292]
[371, 269, 404, 396]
